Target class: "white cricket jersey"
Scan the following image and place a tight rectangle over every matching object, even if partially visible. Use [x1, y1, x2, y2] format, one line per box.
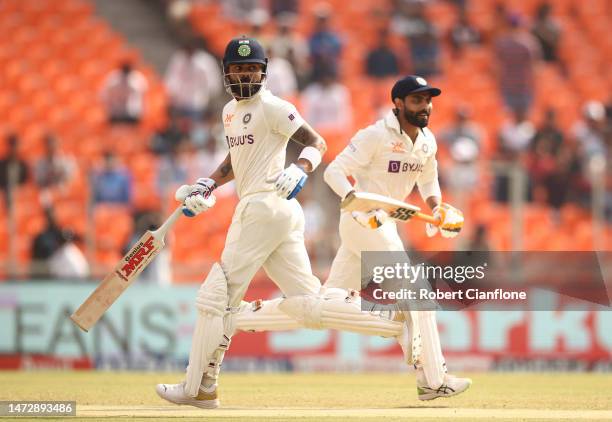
[324, 110, 441, 202]
[221, 88, 305, 199]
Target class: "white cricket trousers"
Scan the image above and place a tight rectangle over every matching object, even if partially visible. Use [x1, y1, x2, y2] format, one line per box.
[221, 191, 321, 307]
[325, 211, 405, 291]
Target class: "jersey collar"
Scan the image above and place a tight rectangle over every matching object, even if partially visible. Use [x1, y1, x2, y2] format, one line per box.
[384, 110, 402, 135]
[384, 109, 423, 144]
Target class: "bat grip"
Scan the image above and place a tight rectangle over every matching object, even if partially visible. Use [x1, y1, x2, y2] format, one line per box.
[153, 206, 183, 239]
[415, 212, 440, 226]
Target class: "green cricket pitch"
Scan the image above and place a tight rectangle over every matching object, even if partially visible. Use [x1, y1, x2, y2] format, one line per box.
[1, 371, 611, 421]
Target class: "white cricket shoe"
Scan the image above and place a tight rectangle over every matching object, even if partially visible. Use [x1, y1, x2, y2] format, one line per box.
[155, 381, 220, 409]
[416, 372, 472, 401]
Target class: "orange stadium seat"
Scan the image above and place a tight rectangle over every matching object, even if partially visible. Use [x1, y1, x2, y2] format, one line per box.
[93, 204, 133, 252]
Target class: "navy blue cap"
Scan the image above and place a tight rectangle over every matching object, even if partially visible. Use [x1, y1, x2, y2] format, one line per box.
[223, 36, 267, 68]
[391, 75, 441, 102]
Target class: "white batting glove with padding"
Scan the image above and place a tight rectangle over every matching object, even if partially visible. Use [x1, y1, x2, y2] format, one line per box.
[425, 203, 464, 238]
[351, 209, 388, 229]
[267, 163, 308, 199]
[180, 178, 217, 217]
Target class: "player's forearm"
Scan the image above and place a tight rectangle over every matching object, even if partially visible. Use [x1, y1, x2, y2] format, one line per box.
[209, 153, 234, 187]
[323, 160, 354, 199]
[290, 123, 327, 172]
[425, 195, 442, 211]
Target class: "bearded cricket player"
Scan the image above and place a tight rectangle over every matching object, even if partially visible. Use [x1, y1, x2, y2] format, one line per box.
[155, 37, 414, 409]
[323, 76, 471, 399]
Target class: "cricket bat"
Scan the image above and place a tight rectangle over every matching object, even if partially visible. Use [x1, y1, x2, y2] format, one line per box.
[341, 192, 439, 225]
[70, 205, 184, 332]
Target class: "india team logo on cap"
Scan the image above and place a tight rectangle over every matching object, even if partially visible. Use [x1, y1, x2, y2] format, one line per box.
[238, 44, 251, 57]
[416, 77, 427, 86]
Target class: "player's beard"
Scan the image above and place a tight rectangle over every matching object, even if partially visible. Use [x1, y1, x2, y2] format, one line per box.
[404, 109, 430, 128]
[229, 74, 264, 98]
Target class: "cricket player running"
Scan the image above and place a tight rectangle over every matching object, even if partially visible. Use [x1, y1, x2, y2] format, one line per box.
[232, 76, 472, 401]
[156, 37, 410, 409]
[322, 76, 471, 400]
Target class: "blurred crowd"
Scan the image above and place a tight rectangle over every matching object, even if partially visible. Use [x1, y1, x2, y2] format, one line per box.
[1, 0, 610, 282]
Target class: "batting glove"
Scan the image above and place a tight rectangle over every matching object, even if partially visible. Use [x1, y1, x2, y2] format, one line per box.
[181, 178, 217, 217]
[268, 163, 307, 199]
[425, 203, 463, 238]
[351, 209, 388, 229]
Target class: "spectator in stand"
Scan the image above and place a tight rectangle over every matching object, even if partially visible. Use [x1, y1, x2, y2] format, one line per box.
[298, 181, 331, 266]
[572, 101, 607, 168]
[92, 151, 132, 205]
[494, 109, 536, 202]
[301, 66, 352, 132]
[448, 7, 481, 57]
[30, 207, 64, 278]
[531, 2, 561, 63]
[391, 0, 441, 77]
[410, 3, 440, 77]
[484, 2, 509, 44]
[221, 0, 263, 23]
[467, 224, 491, 252]
[308, 4, 342, 82]
[570, 101, 609, 210]
[554, 141, 587, 211]
[494, 14, 541, 115]
[527, 132, 558, 205]
[498, 109, 536, 156]
[151, 110, 187, 155]
[390, 0, 423, 36]
[440, 107, 483, 197]
[165, 39, 222, 128]
[527, 108, 569, 205]
[34, 133, 76, 202]
[440, 106, 484, 151]
[531, 108, 564, 154]
[0, 134, 28, 206]
[269, 0, 298, 17]
[49, 229, 89, 280]
[365, 29, 400, 78]
[245, 8, 271, 48]
[157, 140, 189, 198]
[266, 47, 298, 98]
[100, 61, 148, 125]
[270, 12, 310, 88]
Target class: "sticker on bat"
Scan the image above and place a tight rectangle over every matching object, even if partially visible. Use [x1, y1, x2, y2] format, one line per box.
[389, 207, 417, 221]
[120, 236, 157, 279]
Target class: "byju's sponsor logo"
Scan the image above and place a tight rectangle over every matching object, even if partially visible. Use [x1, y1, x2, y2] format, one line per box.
[226, 134, 254, 148]
[388, 160, 424, 173]
[388, 160, 401, 173]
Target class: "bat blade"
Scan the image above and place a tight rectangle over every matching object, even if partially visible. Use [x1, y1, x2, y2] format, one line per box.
[70, 231, 163, 332]
[341, 192, 438, 225]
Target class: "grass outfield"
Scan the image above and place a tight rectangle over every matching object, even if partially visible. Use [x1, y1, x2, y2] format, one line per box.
[1, 371, 611, 421]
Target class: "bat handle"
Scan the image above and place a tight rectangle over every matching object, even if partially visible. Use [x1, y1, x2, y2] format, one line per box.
[416, 212, 440, 226]
[152, 205, 183, 240]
